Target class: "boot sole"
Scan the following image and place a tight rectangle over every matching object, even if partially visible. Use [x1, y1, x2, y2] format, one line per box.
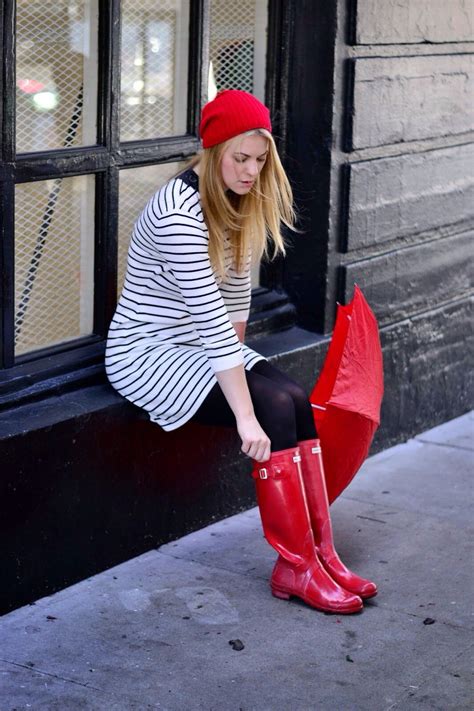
[271, 586, 363, 614]
[360, 589, 378, 600]
[317, 554, 378, 601]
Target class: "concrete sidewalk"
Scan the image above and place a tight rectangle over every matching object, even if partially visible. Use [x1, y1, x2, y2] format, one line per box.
[1, 413, 473, 711]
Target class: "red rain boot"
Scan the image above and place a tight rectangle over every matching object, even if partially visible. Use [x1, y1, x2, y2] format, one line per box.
[252, 447, 362, 614]
[298, 439, 377, 599]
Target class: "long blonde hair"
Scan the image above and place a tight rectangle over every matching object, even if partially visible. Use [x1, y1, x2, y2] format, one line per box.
[190, 129, 295, 279]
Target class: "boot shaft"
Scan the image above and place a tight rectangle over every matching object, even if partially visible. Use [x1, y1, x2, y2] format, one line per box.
[297, 438, 333, 547]
[252, 446, 364, 613]
[251, 447, 315, 565]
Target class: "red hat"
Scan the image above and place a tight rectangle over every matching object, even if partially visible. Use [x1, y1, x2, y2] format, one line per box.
[199, 89, 272, 149]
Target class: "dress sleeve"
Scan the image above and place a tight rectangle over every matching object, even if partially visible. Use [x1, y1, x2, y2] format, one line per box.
[151, 208, 244, 373]
[219, 247, 252, 323]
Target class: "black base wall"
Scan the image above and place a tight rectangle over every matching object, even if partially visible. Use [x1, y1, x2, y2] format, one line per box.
[1, 297, 472, 615]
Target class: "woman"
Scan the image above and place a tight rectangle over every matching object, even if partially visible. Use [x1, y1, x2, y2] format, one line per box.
[106, 89, 377, 614]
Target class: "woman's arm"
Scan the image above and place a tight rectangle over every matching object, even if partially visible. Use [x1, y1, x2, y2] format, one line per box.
[233, 321, 246, 343]
[215, 364, 271, 462]
[148, 207, 269, 460]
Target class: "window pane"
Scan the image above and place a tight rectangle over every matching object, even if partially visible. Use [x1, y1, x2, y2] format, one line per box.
[209, 0, 268, 101]
[120, 0, 190, 141]
[16, 1, 98, 153]
[15, 175, 95, 356]
[209, 0, 268, 286]
[118, 163, 186, 296]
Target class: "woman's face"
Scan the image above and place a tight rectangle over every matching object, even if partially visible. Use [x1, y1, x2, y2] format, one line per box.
[220, 133, 268, 195]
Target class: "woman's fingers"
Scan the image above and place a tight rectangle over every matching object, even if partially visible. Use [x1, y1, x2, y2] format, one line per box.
[237, 416, 271, 462]
[241, 436, 271, 462]
[255, 439, 270, 462]
[261, 441, 271, 462]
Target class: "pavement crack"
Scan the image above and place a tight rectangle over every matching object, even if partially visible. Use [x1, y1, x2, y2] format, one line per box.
[381, 610, 474, 633]
[415, 438, 474, 452]
[156, 549, 269, 581]
[356, 515, 387, 524]
[383, 641, 474, 710]
[1, 656, 163, 708]
[0, 658, 104, 692]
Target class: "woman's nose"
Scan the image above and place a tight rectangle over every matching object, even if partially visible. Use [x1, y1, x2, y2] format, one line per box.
[246, 161, 259, 177]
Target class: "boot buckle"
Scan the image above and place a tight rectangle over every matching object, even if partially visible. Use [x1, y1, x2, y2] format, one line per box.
[259, 468, 268, 479]
[293, 455, 301, 463]
[311, 446, 321, 454]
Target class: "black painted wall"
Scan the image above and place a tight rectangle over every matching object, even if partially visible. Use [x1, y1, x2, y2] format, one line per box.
[338, 0, 473, 321]
[332, 0, 474, 417]
[1, 0, 473, 614]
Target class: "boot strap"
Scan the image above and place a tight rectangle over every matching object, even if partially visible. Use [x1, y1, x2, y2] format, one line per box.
[252, 454, 301, 480]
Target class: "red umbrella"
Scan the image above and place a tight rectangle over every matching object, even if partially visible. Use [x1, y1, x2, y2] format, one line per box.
[310, 284, 384, 504]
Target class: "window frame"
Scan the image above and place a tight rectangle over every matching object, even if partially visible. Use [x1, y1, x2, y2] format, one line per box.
[0, 0, 297, 411]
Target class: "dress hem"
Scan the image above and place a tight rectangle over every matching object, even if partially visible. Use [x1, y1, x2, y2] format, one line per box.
[148, 352, 267, 432]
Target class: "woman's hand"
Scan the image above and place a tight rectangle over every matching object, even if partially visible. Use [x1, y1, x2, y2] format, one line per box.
[237, 414, 271, 462]
[214, 364, 271, 462]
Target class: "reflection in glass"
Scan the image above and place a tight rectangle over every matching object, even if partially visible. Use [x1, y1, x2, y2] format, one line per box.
[121, 0, 190, 141]
[16, 0, 98, 153]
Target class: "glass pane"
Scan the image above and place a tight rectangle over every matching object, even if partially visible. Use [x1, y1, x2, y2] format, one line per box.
[118, 162, 186, 296]
[15, 175, 95, 356]
[208, 0, 268, 102]
[209, 0, 268, 286]
[120, 0, 190, 141]
[16, 0, 98, 153]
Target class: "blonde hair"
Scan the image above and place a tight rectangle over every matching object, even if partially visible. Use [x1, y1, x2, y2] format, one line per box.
[189, 129, 295, 279]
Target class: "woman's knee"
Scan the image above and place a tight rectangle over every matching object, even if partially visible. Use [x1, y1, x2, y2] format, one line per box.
[282, 381, 311, 414]
[270, 387, 296, 418]
[254, 387, 297, 449]
[254, 386, 295, 420]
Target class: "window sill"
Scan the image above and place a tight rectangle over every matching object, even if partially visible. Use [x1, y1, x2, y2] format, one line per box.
[0, 288, 305, 413]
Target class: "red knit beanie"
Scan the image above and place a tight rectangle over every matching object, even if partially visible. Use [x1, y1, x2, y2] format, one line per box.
[199, 89, 272, 149]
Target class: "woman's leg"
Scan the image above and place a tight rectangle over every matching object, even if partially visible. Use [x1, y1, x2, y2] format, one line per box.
[191, 365, 362, 613]
[298, 439, 378, 598]
[251, 360, 377, 598]
[250, 359, 317, 441]
[191, 368, 298, 451]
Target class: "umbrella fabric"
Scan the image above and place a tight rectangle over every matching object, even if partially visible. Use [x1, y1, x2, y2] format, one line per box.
[310, 284, 384, 504]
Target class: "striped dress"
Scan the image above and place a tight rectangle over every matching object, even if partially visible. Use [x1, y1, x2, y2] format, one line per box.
[105, 168, 266, 431]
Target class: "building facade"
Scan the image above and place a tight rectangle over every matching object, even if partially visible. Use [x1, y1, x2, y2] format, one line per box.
[1, 0, 472, 613]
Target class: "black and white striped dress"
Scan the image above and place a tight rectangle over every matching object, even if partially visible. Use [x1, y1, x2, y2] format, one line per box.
[105, 169, 266, 431]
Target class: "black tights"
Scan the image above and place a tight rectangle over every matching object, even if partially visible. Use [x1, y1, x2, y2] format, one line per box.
[191, 359, 317, 451]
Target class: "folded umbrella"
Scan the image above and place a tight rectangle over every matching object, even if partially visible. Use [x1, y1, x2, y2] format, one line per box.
[310, 284, 384, 504]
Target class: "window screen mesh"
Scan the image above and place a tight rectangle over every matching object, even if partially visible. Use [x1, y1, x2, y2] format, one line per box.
[117, 162, 187, 296]
[209, 0, 268, 286]
[15, 176, 95, 356]
[16, 0, 98, 153]
[120, 0, 190, 141]
[209, 0, 267, 99]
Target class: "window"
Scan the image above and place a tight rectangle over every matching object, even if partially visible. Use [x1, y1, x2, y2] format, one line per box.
[120, 0, 190, 141]
[208, 0, 267, 101]
[208, 0, 268, 287]
[15, 175, 95, 355]
[1, 0, 290, 404]
[16, 0, 98, 153]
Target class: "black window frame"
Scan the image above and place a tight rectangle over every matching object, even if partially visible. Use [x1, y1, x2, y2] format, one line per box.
[0, 0, 298, 411]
